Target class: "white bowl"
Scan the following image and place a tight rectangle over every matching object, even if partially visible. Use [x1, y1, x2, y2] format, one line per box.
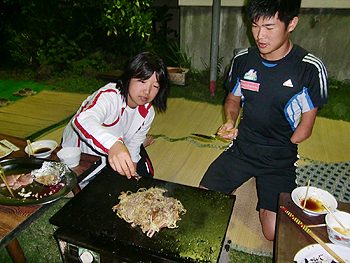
[326, 211, 350, 247]
[25, 140, 58, 158]
[57, 147, 81, 168]
[291, 186, 338, 216]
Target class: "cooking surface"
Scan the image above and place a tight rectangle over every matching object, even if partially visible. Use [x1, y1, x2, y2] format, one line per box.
[50, 167, 235, 262]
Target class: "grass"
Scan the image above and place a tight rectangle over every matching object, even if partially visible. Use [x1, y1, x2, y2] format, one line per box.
[0, 199, 70, 263]
[0, 70, 349, 263]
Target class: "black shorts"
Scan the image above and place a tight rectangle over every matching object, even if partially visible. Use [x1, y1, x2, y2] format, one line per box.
[200, 139, 298, 212]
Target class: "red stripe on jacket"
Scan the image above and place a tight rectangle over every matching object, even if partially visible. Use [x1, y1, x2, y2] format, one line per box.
[74, 89, 120, 153]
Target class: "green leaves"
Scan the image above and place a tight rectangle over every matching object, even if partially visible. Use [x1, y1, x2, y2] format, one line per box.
[104, 0, 154, 40]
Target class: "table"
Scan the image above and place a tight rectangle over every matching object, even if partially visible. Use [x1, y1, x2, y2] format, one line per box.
[0, 133, 101, 263]
[274, 192, 350, 262]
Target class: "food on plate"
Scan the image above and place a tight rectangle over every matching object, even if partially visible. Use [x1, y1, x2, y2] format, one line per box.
[34, 174, 58, 186]
[0, 150, 7, 158]
[0, 161, 69, 200]
[112, 187, 186, 238]
[0, 173, 33, 190]
[294, 255, 338, 263]
[31, 161, 67, 186]
[17, 182, 64, 199]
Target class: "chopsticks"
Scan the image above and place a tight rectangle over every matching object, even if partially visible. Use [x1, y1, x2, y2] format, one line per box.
[132, 172, 142, 181]
[322, 202, 350, 236]
[302, 180, 311, 210]
[0, 164, 15, 198]
[26, 139, 33, 157]
[306, 223, 327, 228]
[280, 206, 345, 263]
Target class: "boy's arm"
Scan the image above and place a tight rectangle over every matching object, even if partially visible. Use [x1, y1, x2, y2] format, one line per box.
[290, 107, 318, 144]
[218, 93, 241, 140]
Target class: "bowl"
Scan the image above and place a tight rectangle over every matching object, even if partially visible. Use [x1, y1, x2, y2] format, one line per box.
[291, 186, 338, 216]
[57, 147, 81, 168]
[25, 140, 58, 158]
[326, 211, 350, 247]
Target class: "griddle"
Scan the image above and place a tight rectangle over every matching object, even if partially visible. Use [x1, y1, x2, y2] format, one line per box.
[50, 167, 235, 262]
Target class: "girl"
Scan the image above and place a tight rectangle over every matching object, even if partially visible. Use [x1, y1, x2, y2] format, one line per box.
[62, 52, 170, 183]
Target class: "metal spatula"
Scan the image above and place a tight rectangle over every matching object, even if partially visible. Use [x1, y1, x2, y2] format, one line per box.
[192, 108, 242, 140]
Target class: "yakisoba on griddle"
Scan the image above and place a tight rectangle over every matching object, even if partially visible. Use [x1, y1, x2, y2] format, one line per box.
[112, 187, 186, 238]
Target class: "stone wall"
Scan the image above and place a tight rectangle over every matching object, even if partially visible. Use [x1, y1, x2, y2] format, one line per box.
[180, 7, 350, 81]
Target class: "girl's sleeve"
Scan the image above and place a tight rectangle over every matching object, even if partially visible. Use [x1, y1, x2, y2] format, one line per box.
[72, 89, 123, 155]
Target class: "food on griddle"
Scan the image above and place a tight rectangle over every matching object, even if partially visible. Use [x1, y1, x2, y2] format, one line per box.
[0, 173, 33, 190]
[112, 187, 186, 238]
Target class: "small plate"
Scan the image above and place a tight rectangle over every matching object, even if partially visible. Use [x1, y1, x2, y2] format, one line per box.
[294, 243, 350, 263]
[0, 144, 13, 159]
[0, 157, 77, 206]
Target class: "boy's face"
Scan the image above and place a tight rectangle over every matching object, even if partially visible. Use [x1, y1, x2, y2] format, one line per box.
[127, 72, 160, 108]
[251, 13, 298, 61]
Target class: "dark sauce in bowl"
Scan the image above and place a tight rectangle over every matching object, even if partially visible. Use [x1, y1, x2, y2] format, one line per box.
[34, 147, 52, 154]
[301, 198, 325, 212]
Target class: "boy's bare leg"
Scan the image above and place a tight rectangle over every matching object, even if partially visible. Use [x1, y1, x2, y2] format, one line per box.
[259, 209, 276, 241]
[143, 136, 155, 147]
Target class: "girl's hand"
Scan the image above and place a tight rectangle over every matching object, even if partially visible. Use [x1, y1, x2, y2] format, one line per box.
[108, 141, 136, 179]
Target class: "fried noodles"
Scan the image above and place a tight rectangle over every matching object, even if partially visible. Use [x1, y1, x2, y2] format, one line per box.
[112, 187, 186, 238]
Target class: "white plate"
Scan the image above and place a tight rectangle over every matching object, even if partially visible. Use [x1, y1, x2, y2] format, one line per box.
[0, 144, 13, 159]
[294, 243, 350, 263]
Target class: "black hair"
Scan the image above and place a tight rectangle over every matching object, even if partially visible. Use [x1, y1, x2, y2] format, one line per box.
[245, 0, 301, 29]
[117, 52, 170, 112]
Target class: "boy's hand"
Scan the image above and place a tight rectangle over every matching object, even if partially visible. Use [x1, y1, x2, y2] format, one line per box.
[108, 141, 136, 179]
[217, 122, 238, 141]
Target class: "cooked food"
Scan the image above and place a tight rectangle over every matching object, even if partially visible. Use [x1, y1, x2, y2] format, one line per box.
[31, 161, 67, 186]
[301, 256, 337, 263]
[112, 187, 186, 238]
[34, 174, 58, 186]
[0, 150, 7, 157]
[333, 227, 350, 237]
[0, 173, 33, 190]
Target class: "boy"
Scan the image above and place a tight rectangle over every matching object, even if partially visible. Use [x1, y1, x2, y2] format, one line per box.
[200, 0, 328, 241]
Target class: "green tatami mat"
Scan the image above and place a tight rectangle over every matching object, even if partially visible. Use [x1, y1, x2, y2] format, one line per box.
[0, 90, 88, 139]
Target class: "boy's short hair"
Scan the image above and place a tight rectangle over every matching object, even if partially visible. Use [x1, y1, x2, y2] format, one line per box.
[245, 0, 301, 28]
[117, 52, 170, 112]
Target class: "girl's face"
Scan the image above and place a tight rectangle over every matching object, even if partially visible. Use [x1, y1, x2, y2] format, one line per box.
[127, 72, 160, 109]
